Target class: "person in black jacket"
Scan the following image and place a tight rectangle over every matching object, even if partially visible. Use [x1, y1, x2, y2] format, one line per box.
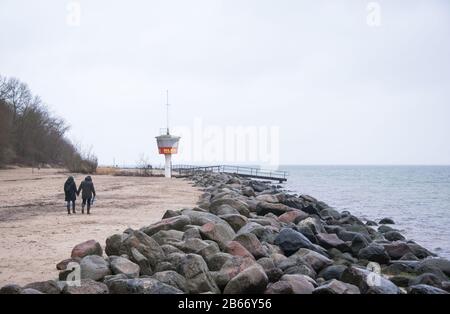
[77, 175, 96, 214]
[64, 176, 78, 214]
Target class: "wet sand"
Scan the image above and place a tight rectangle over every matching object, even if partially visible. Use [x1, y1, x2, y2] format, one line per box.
[0, 167, 201, 286]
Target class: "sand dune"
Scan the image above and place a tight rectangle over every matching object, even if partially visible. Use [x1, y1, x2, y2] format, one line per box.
[0, 168, 201, 286]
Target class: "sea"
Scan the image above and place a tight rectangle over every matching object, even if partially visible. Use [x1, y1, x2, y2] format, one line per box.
[279, 165, 450, 260]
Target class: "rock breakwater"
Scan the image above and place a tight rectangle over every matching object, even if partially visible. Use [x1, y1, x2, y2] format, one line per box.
[1, 171, 449, 294]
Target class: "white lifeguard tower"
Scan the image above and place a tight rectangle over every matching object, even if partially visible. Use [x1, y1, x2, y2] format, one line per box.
[155, 91, 180, 178]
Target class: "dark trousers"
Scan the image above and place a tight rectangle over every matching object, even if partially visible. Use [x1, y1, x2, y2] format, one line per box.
[66, 201, 75, 214]
[82, 198, 92, 214]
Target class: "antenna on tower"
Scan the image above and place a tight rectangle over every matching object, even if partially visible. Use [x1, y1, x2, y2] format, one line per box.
[166, 90, 170, 135]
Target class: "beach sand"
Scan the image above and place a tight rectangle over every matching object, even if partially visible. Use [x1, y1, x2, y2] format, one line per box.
[0, 167, 201, 286]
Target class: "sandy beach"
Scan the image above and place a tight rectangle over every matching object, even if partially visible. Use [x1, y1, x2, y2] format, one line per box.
[0, 167, 201, 286]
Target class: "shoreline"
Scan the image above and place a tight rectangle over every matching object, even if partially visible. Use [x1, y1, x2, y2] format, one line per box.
[1, 170, 449, 294]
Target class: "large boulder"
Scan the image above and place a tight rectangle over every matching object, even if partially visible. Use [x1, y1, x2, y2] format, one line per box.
[274, 228, 315, 256]
[225, 241, 255, 260]
[178, 254, 220, 294]
[379, 218, 395, 225]
[409, 273, 443, 289]
[340, 266, 400, 294]
[109, 256, 140, 278]
[209, 198, 250, 217]
[62, 279, 109, 294]
[233, 233, 267, 259]
[105, 234, 123, 256]
[350, 234, 370, 255]
[215, 256, 256, 289]
[223, 264, 268, 294]
[200, 222, 235, 249]
[416, 258, 450, 277]
[218, 214, 248, 232]
[121, 230, 165, 270]
[384, 231, 406, 242]
[140, 215, 191, 236]
[278, 210, 308, 224]
[151, 230, 184, 245]
[408, 284, 448, 294]
[71, 240, 103, 259]
[107, 277, 183, 294]
[80, 255, 111, 281]
[265, 274, 315, 294]
[206, 252, 234, 271]
[313, 279, 360, 294]
[257, 257, 283, 282]
[0, 284, 22, 294]
[358, 244, 390, 264]
[383, 242, 413, 260]
[318, 265, 347, 281]
[291, 248, 333, 272]
[316, 233, 350, 252]
[256, 202, 295, 216]
[23, 280, 61, 294]
[152, 271, 187, 292]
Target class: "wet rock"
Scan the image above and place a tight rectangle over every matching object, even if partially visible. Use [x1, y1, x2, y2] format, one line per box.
[383, 242, 413, 260]
[384, 231, 406, 242]
[313, 279, 360, 294]
[130, 247, 153, 276]
[341, 266, 400, 294]
[80, 255, 111, 281]
[71, 240, 103, 259]
[212, 204, 240, 216]
[409, 273, 443, 289]
[379, 218, 395, 225]
[365, 220, 378, 226]
[350, 234, 370, 255]
[223, 264, 268, 294]
[320, 208, 341, 220]
[407, 242, 436, 259]
[416, 258, 450, 276]
[62, 279, 109, 294]
[242, 186, 256, 197]
[200, 222, 235, 249]
[400, 252, 419, 261]
[358, 244, 390, 264]
[408, 284, 448, 294]
[378, 225, 397, 233]
[178, 254, 220, 294]
[274, 228, 315, 256]
[109, 256, 140, 278]
[316, 233, 350, 252]
[297, 217, 325, 234]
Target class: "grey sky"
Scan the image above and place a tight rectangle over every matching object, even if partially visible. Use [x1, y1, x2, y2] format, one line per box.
[1, 0, 449, 166]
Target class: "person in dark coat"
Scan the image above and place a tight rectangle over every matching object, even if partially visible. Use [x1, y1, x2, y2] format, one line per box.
[64, 176, 77, 214]
[77, 175, 96, 214]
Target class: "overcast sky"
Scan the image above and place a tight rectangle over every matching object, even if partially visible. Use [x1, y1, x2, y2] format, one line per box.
[1, 0, 449, 166]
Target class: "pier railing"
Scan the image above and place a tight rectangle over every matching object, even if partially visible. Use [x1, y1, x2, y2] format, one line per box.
[173, 165, 288, 182]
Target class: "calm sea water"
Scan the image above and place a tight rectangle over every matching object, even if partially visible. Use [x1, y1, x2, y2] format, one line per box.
[279, 166, 450, 259]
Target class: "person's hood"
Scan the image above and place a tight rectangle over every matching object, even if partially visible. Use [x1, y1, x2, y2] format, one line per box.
[66, 176, 74, 183]
[85, 176, 92, 181]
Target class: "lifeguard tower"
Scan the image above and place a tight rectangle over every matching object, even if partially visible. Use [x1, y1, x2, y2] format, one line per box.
[155, 91, 180, 178]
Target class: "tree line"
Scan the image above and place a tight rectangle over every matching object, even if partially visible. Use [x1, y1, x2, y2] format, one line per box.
[0, 74, 97, 172]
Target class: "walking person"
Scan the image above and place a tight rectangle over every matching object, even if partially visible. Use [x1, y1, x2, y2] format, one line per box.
[64, 176, 78, 214]
[77, 175, 96, 214]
